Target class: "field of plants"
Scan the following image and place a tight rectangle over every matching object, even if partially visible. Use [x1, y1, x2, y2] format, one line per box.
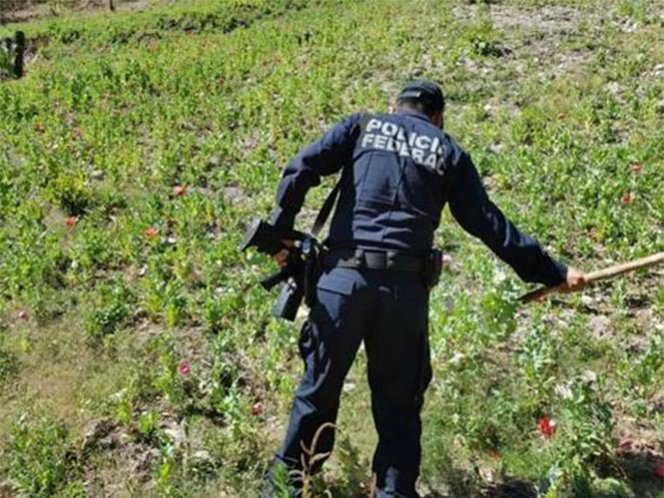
[0, 0, 663, 496]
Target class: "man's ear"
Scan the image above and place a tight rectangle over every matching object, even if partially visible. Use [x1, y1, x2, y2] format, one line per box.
[432, 112, 444, 129]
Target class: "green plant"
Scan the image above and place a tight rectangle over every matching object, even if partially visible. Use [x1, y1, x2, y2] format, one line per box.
[0, 347, 19, 381]
[458, 14, 503, 58]
[137, 409, 159, 442]
[8, 415, 81, 497]
[543, 375, 616, 495]
[616, 334, 663, 415]
[0, 45, 13, 78]
[85, 278, 135, 340]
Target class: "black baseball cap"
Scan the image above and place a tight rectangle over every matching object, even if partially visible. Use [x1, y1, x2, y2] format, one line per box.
[397, 80, 445, 113]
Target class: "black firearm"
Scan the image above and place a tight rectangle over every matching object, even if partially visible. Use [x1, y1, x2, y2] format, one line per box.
[240, 219, 320, 321]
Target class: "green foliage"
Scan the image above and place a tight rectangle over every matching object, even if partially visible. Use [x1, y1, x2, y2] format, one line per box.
[616, 0, 662, 25]
[1, 0, 325, 48]
[153, 336, 186, 404]
[459, 16, 503, 58]
[0, 0, 663, 496]
[85, 278, 135, 340]
[136, 409, 159, 442]
[547, 376, 616, 492]
[616, 334, 663, 415]
[0, 348, 19, 381]
[114, 389, 133, 426]
[0, 46, 13, 78]
[8, 416, 82, 497]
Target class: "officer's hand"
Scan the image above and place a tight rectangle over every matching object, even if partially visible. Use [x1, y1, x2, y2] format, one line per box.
[558, 267, 588, 293]
[272, 240, 296, 268]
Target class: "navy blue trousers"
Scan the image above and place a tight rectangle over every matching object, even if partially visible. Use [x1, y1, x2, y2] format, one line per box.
[273, 267, 432, 498]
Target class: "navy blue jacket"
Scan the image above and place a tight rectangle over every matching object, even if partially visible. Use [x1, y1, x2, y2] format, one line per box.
[269, 110, 567, 286]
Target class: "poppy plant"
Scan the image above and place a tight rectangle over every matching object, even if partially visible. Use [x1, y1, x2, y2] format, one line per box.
[252, 402, 265, 416]
[538, 416, 556, 439]
[172, 185, 187, 196]
[65, 216, 77, 228]
[620, 192, 633, 204]
[177, 361, 190, 376]
[145, 227, 158, 238]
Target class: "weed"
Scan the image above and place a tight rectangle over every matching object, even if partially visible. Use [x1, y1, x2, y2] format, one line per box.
[84, 278, 134, 341]
[8, 415, 81, 497]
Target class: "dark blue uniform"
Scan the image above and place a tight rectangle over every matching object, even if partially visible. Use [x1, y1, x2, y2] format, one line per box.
[267, 110, 567, 497]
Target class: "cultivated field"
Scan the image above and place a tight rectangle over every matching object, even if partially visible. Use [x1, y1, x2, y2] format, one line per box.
[0, 0, 663, 496]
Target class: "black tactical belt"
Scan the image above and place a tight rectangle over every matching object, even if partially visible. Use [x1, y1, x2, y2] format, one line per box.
[323, 249, 426, 273]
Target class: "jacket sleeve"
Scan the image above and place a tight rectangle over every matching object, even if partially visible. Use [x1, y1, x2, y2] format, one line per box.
[446, 149, 567, 286]
[268, 114, 362, 235]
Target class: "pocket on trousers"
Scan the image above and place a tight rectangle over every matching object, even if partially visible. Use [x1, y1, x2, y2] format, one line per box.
[316, 273, 355, 296]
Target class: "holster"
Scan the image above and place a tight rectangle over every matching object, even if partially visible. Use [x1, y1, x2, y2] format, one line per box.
[423, 249, 443, 289]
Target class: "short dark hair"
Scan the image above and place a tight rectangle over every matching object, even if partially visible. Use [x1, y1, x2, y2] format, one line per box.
[396, 98, 442, 118]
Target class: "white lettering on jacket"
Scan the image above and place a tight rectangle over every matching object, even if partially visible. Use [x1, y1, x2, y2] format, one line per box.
[359, 117, 444, 172]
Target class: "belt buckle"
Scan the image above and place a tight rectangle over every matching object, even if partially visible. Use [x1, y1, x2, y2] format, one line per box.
[386, 251, 398, 270]
[352, 249, 365, 268]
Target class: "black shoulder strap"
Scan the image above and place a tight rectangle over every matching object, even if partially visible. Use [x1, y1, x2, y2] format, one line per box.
[311, 113, 371, 237]
[311, 177, 342, 236]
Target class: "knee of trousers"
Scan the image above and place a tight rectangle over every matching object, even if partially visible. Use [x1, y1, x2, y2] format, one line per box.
[294, 370, 346, 413]
[369, 388, 430, 420]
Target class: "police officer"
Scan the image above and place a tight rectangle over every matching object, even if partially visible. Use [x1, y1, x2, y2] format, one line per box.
[263, 81, 587, 498]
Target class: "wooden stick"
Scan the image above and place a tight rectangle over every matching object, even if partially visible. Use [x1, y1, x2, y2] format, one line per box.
[519, 252, 664, 304]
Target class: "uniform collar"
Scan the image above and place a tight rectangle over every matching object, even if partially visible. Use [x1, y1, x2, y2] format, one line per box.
[396, 109, 433, 123]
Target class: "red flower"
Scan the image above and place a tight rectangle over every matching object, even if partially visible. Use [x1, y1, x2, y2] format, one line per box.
[65, 216, 77, 228]
[620, 192, 633, 204]
[251, 402, 264, 416]
[172, 185, 187, 197]
[144, 227, 158, 238]
[177, 361, 190, 376]
[655, 459, 664, 478]
[630, 163, 642, 175]
[538, 416, 556, 439]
